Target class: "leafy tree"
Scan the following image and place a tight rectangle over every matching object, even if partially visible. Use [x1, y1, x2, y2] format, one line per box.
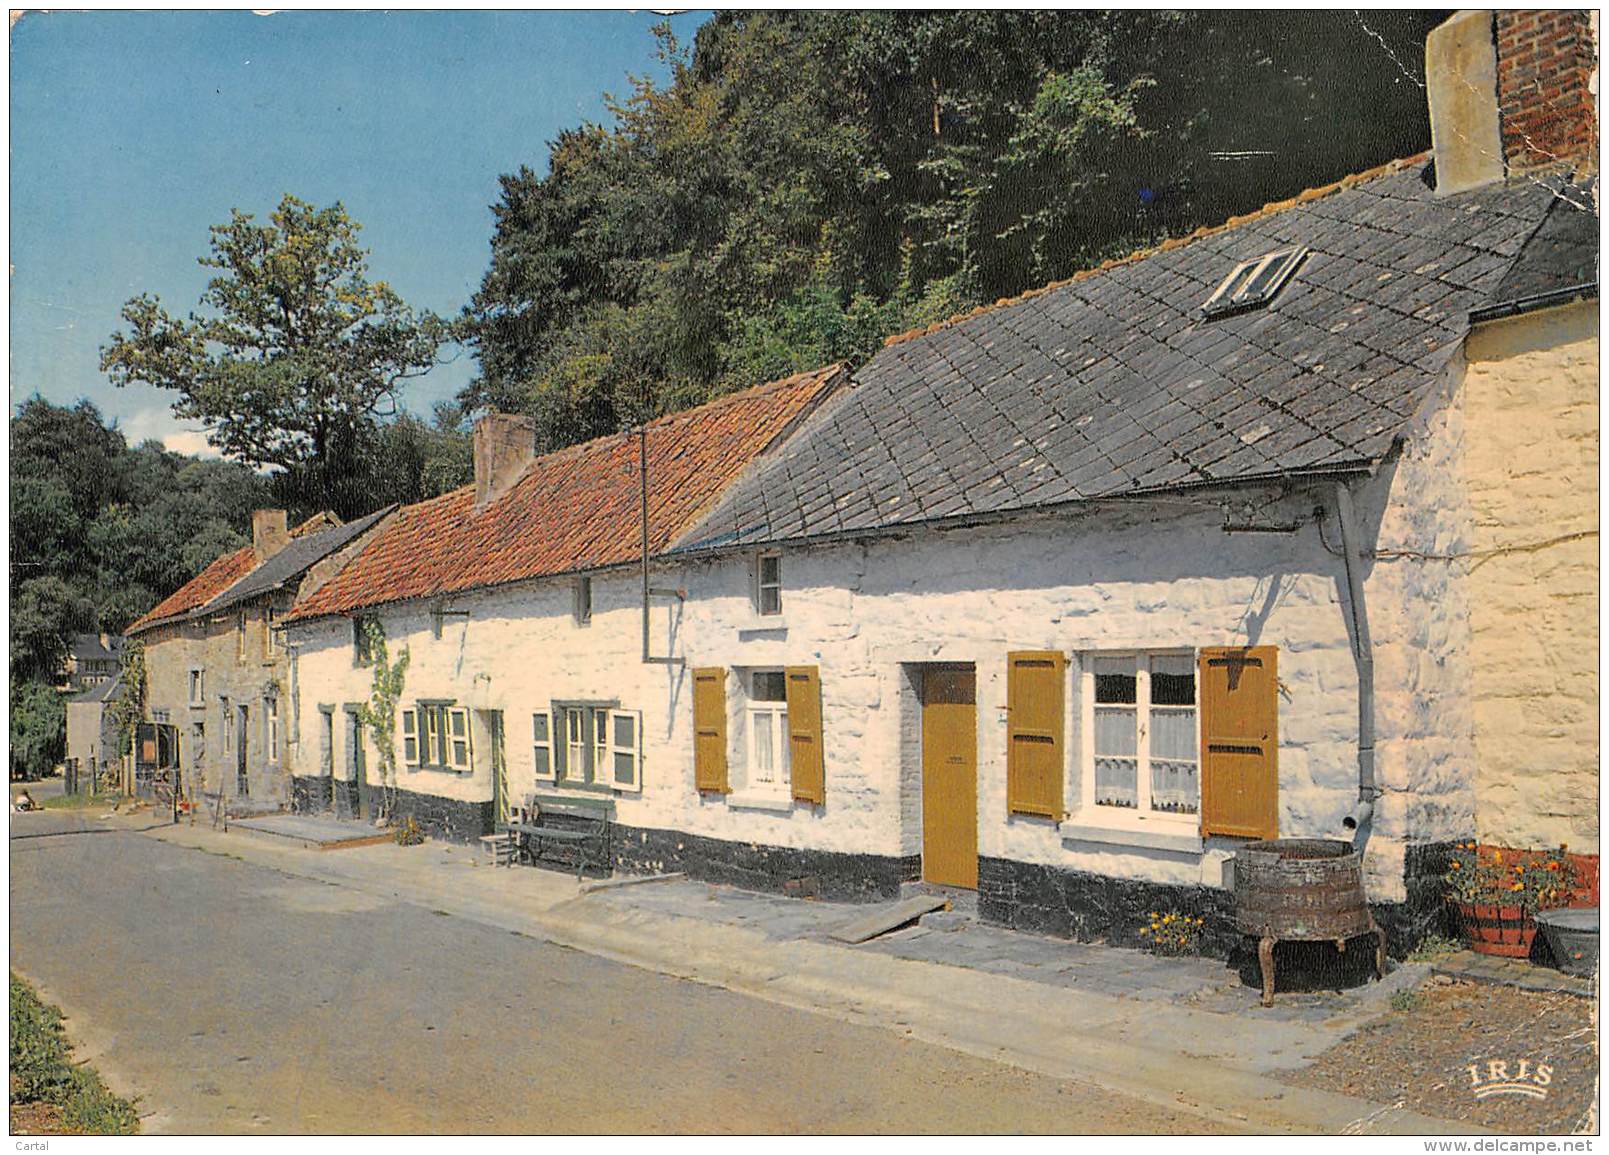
[460, 11, 1446, 451]
[10, 680, 67, 780]
[11, 577, 95, 683]
[101, 195, 446, 518]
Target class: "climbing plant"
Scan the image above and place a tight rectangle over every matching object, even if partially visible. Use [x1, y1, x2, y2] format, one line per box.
[354, 618, 409, 824]
[93, 639, 147, 796]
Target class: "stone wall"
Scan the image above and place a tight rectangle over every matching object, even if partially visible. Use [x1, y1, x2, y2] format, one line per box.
[138, 598, 291, 806]
[1462, 303, 1599, 855]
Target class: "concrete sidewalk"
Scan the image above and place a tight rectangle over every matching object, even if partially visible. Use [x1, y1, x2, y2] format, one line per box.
[122, 811, 1478, 1135]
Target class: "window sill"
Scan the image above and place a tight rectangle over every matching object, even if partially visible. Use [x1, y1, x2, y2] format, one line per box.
[738, 616, 788, 634]
[1059, 818, 1202, 855]
[407, 764, 472, 776]
[726, 791, 795, 813]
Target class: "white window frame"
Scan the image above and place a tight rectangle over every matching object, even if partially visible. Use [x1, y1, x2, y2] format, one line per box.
[562, 707, 587, 785]
[221, 698, 234, 754]
[607, 708, 643, 792]
[264, 604, 279, 659]
[743, 670, 791, 797]
[188, 668, 206, 707]
[402, 708, 419, 767]
[266, 697, 280, 763]
[573, 575, 593, 626]
[532, 710, 555, 781]
[1201, 246, 1306, 318]
[1078, 650, 1200, 829]
[755, 552, 783, 616]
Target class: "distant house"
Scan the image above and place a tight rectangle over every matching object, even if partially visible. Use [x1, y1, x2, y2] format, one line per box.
[280, 11, 1596, 957]
[61, 633, 123, 693]
[65, 673, 127, 793]
[123, 507, 393, 808]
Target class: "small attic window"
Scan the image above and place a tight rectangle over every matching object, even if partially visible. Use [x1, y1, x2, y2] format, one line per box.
[1201, 246, 1307, 318]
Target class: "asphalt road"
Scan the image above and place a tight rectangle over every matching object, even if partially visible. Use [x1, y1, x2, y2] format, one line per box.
[10, 810, 1219, 1134]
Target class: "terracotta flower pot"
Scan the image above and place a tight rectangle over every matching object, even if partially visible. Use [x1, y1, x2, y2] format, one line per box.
[1456, 901, 1537, 957]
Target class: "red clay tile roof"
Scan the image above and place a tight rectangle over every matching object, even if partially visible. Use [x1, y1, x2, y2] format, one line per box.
[286, 365, 846, 621]
[126, 546, 257, 635]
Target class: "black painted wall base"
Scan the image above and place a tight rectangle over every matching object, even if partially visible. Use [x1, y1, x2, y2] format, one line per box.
[387, 784, 493, 844]
[291, 775, 332, 815]
[979, 839, 1461, 961]
[612, 823, 919, 903]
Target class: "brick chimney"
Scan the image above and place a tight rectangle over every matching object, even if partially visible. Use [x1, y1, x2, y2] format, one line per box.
[472, 412, 537, 507]
[1494, 9, 1598, 174]
[1427, 9, 1599, 195]
[252, 509, 290, 562]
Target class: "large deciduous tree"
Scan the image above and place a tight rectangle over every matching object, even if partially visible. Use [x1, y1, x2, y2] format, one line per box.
[459, 11, 1446, 453]
[101, 195, 445, 516]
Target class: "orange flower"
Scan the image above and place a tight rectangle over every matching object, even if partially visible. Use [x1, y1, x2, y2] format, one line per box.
[1492, 851, 1503, 865]
[1511, 882, 1524, 891]
[1450, 861, 1461, 870]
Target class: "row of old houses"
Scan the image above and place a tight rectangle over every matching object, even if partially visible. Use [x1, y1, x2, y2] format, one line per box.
[114, 10, 1599, 953]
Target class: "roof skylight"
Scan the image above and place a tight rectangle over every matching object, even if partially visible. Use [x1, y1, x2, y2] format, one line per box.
[1201, 246, 1307, 318]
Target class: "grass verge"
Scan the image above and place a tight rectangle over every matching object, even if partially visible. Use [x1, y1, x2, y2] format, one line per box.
[37, 792, 127, 811]
[10, 973, 140, 1134]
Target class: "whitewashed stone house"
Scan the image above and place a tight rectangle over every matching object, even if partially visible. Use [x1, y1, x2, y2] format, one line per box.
[280, 367, 846, 830]
[283, 10, 1597, 956]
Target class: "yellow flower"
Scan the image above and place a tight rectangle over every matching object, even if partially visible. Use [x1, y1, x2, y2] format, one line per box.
[1511, 882, 1524, 891]
[1492, 851, 1503, 864]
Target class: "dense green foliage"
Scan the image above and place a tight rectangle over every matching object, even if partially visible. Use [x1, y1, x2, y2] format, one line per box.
[10, 680, 66, 780]
[102, 195, 451, 518]
[459, 11, 1445, 449]
[9, 396, 271, 659]
[10, 972, 140, 1133]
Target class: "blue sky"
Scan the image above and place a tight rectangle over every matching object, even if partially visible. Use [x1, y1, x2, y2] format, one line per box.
[10, 9, 709, 456]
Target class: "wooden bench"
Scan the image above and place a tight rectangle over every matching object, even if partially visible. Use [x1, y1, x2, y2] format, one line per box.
[498, 793, 613, 881]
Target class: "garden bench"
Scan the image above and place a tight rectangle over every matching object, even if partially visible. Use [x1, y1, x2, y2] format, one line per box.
[499, 793, 613, 881]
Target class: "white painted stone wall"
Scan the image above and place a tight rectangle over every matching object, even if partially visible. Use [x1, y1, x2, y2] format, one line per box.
[288, 427, 1466, 901]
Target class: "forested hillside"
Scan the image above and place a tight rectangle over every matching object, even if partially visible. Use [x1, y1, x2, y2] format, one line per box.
[458, 10, 1446, 449]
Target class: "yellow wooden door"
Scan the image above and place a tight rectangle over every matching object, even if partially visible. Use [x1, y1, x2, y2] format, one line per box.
[922, 668, 978, 889]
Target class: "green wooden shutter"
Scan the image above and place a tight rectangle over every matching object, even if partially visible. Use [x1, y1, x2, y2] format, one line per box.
[401, 708, 419, 767]
[785, 665, 824, 804]
[692, 668, 729, 793]
[1199, 646, 1279, 840]
[1007, 651, 1065, 818]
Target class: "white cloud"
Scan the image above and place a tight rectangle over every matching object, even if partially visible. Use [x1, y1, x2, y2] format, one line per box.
[118, 408, 223, 459]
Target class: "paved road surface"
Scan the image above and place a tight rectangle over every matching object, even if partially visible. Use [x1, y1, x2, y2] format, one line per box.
[11, 811, 1220, 1134]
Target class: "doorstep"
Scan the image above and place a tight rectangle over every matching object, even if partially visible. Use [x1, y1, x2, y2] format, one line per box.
[1431, 950, 1595, 998]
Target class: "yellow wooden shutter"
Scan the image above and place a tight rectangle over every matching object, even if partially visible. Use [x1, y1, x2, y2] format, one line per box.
[785, 665, 824, 804]
[1199, 646, 1279, 840]
[1006, 651, 1065, 818]
[692, 667, 729, 793]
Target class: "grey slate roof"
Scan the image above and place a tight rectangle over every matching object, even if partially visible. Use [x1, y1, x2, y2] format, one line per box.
[1482, 175, 1599, 309]
[70, 673, 125, 704]
[68, 633, 123, 662]
[202, 505, 395, 616]
[676, 160, 1594, 553]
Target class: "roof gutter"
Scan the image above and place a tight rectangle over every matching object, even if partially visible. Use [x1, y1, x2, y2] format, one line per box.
[1468, 282, 1598, 325]
[665, 462, 1378, 566]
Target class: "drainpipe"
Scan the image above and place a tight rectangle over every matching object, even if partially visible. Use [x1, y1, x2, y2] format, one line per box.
[1333, 481, 1379, 843]
[641, 424, 651, 664]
